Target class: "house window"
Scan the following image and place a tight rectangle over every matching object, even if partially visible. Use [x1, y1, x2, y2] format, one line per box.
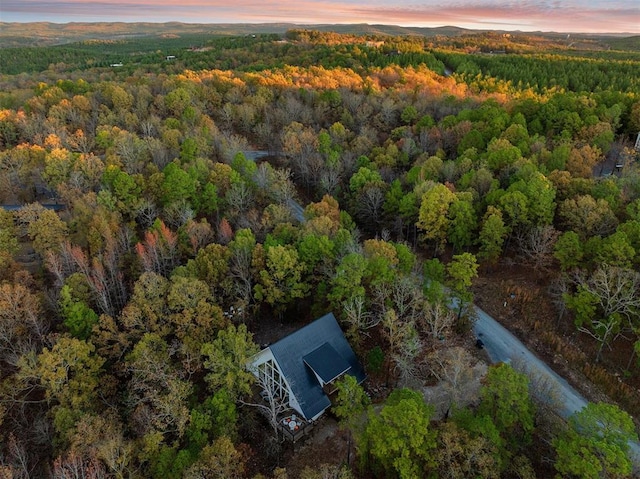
[257, 359, 288, 401]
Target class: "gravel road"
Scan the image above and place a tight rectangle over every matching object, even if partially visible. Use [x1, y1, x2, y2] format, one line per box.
[473, 305, 640, 473]
[250, 148, 640, 473]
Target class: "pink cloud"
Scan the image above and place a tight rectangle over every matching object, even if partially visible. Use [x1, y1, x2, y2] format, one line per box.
[3, 0, 639, 33]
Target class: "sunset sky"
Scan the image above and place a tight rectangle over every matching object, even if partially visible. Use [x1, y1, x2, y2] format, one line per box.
[2, 0, 639, 34]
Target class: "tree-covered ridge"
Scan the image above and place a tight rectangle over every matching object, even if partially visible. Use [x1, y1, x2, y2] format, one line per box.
[0, 26, 639, 478]
[437, 50, 640, 95]
[2, 28, 639, 98]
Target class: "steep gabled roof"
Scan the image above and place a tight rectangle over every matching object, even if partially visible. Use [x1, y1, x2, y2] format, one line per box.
[303, 342, 351, 384]
[268, 312, 366, 420]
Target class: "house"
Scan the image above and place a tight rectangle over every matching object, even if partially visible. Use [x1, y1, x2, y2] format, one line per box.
[249, 312, 366, 422]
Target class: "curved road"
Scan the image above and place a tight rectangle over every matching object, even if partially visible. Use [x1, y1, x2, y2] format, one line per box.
[243, 150, 306, 223]
[248, 148, 640, 472]
[473, 305, 640, 473]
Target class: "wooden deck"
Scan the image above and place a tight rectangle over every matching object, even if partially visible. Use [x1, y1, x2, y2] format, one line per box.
[278, 415, 315, 443]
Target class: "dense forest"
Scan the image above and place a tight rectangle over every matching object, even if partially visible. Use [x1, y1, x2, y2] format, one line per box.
[1, 25, 640, 478]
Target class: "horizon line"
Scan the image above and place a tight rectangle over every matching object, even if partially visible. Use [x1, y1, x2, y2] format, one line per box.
[0, 20, 638, 37]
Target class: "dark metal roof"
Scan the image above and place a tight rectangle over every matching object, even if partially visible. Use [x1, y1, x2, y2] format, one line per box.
[269, 312, 366, 420]
[303, 342, 351, 384]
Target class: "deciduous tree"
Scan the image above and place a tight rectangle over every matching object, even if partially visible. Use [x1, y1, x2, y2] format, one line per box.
[0, 282, 46, 367]
[183, 436, 245, 479]
[59, 284, 99, 340]
[361, 388, 437, 478]
[478, 363, 534, 448]
[201, 324, 259, 399]
[36, 337, 106, 442]
[417, 183, 456, 253]
[28, 209, 68, 258]
[446, 252, 478, 322]
[558, 194, 618, 240]
[328, 252, 367, 312]
[253, 244, 309, 315]
[554, 230, 584, 271]
[448, 194, 477, 251]
[554, 402, 638, 479]
[436, 421, 500, 479]
[478, 207, 508, 265]
[126, 333, 192, 438]
[565, 265, 640, 362]
[333, 374, 370, 465]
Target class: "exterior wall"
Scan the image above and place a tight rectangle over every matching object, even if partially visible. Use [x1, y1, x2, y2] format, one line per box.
[249, 348, 305, 419]
[251, 347, 276, 367]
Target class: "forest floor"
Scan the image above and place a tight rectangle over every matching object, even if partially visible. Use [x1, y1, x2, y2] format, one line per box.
[248, 248, 640, 476]
[472, 260, 640, 420]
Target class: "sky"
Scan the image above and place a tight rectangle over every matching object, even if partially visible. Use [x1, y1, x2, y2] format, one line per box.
[2, 0, 639, 34]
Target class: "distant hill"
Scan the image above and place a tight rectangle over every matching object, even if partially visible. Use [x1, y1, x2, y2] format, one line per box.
[0, 22, 285, 47]
[605, 35, 640, 51]
[301, 24, 473, 37]
[1, 22, 636, 48]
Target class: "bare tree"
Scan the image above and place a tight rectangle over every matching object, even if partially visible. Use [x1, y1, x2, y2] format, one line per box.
[50, 451, 107, 479]
[114, 132, 147, 175]
[0, 283, 48, 368]
[370, 282, 392, 318]
[390, 276, 423, 323]
[280, 123, 320, 191]
[516, 225, 559, 271]
[382, 309, 424, 386]
[184, 219, 214, 253]
[569, 265, 640, 361]
[391, 326, 424, 388]
[146, 137, 170, 170]
[134, 199, 159, 230]
[548, 275, 571, 323]
[421, 300, 456, 341]
[510, 356, 563, 413]
[269, 168, 296, 205]
[163, 200, 194, 229]
[135, 221, 179, 279]
[581, 266, 640, 325]
[2, 434, 31, 479]
[243, 363, 292, 437]
[319, 167, 341, 197]
[430, 347, 476, 410]
[225, 182, 254, 221]
[354, 184, 386, 233]
[342, 295, 378, 344]
[46, 228, 131, 317]
[252, 163, 296, 206]
[215, 132, 250, 163]
[90, 229, 131, 316]
[229, 244, 254, 311]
